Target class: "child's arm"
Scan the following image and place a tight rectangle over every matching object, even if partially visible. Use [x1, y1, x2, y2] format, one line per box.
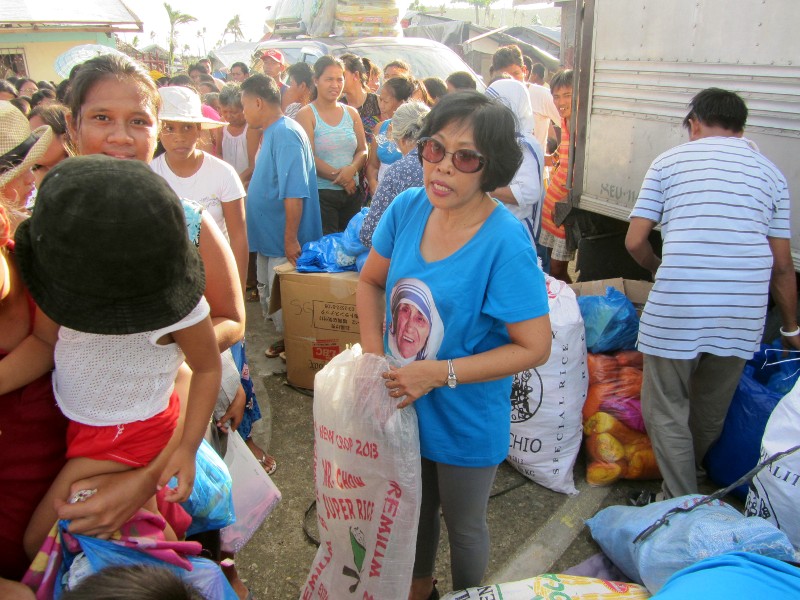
[0, 308, 59, 395]
[158, 315, 222, 502]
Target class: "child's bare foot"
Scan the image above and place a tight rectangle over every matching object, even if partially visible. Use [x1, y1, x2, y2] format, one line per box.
[244, 436, 277, 475]
[221, 553, 252, 600]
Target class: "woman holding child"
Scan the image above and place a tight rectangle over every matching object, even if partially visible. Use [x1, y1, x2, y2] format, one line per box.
[0, 54, 256, 598]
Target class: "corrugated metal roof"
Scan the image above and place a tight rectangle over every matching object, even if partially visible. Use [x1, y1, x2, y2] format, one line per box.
[0, 0, 141, 28]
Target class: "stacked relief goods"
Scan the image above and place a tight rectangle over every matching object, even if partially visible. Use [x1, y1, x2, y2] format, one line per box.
[334, 0, 405, 37]
[574, 284, 659, 487]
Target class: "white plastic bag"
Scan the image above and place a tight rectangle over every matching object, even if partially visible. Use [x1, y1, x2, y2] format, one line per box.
[506, 276, 588, 495]
[220, 431, 282, 553]
[300, 344, 421, 600]
[745, 376, 800, 550]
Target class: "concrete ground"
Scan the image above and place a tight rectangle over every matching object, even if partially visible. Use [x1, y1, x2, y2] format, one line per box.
[235, 297, 722, 599]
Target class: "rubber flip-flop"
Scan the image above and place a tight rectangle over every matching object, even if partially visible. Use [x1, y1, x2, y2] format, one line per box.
[264, 340, 285, 358]
[258, 453, 277, 476]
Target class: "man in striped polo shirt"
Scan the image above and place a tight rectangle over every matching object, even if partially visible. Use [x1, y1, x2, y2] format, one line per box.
[625, 88, 800, 500]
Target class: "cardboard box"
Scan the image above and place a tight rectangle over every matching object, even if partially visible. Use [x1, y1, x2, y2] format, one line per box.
[569, 277, 652, 314]
[270, 264, 361, 390]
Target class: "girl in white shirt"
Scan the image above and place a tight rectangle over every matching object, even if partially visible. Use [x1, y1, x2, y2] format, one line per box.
[151, 86, 249, 294]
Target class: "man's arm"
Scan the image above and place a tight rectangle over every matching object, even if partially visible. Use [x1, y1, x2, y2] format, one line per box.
[768, 237, 800, 350]
[625, 217, 661, 276]
[284, 197, 303, 266]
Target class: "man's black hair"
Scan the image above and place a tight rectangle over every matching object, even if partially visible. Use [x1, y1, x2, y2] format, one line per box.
[531, 63, 546, 80]
[549, 69, 573, 92]
[491, 45, 524, 72]
[240, 73, 281, 105]
[445, 71, 477, 91]
[417, 91, 522, 192]
[682, 87, 747, 133]
[231, 61, 249, 75]
[188, 63, 209, 75]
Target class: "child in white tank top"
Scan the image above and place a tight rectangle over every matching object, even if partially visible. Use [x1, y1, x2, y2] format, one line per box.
[2, 156, 222, 557]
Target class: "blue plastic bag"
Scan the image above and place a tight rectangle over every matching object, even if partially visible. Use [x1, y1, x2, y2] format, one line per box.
[577, 287, 639, 353]
[705, 342, 800, 498]
[55, 530, 238, 599]
[586, 494, 796, 594]
[341, 207, 368, 257]
[181, 439, 235, 536]
[296, 233, 357, 273]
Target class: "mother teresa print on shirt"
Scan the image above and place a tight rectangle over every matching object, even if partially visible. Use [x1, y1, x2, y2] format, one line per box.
[386, 279, 444, 367]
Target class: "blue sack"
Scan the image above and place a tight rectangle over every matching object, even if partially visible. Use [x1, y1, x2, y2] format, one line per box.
[704, 342, 800, 499]
[577, 287, 639, 353]
[55, 530, 238, 599]
[181, 439, 235, 536]
[341, 207, 369, 257]
[586, 494, 796, 594]
[296, 233, 357, 273]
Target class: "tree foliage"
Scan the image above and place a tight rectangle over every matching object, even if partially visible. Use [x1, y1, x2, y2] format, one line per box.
[164, 2, 197, 73]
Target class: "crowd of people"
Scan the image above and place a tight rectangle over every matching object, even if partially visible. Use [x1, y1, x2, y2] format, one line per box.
[1, 38, 795, 600]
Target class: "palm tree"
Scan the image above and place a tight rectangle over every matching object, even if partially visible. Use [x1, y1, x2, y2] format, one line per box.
[223, 15, 245, 43]
[164, 2, 197, 74]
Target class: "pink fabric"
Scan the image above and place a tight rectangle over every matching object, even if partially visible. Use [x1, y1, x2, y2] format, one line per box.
[22, 510, 203, 597]
[201, 104, 222, 121]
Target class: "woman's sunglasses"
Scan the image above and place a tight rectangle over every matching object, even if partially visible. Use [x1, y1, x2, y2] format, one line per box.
[417, 137, 486, 174]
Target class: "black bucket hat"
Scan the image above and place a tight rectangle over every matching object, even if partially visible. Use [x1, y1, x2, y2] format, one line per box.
[14, 155, 205, 334]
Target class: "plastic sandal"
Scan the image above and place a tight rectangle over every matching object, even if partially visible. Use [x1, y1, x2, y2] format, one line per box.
[257, 453, 278, 476]
[264, 340, 285, 358]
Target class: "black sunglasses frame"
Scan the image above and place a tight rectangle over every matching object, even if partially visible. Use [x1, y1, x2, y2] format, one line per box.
[417, 137, 486, 174]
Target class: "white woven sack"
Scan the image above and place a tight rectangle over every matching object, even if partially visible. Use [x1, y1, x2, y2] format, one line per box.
[300, 345, 421, 599]
[507, 276, 588, 495]
[745, 376, 800, 550]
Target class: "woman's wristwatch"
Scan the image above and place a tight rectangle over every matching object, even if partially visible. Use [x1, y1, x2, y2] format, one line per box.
[447, 359, 458, 389]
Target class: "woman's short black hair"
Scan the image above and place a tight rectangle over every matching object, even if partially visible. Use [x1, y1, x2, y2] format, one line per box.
[417, 91, 522, 192]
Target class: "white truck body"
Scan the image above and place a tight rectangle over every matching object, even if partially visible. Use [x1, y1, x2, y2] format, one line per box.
[571, 0, 800, 267]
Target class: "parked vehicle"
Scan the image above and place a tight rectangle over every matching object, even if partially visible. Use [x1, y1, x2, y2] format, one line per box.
[250, 36, 485, 89]
[566, 0, 800, 279]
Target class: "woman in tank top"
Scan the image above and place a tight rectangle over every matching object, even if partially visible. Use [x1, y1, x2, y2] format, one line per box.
[296, 55, 367, 235]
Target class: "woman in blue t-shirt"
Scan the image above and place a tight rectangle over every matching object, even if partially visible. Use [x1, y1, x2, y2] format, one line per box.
[357, 91, 552, 600]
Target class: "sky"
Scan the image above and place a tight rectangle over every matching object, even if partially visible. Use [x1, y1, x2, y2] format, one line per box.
[119, 1, 553, 53]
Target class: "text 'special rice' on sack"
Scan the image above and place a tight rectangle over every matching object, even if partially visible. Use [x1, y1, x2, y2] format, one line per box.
[507, 276, 587, 495]
[300, 345, 421, 600]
